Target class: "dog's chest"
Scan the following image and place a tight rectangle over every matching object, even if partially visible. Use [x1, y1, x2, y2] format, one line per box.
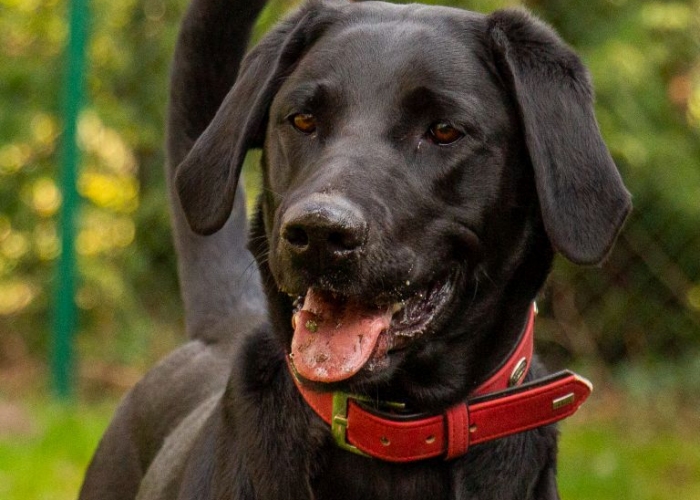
[311, 449, 452, 500]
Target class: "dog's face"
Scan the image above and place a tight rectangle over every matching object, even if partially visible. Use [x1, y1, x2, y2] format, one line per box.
[266, 13, 514, 292]
[175, 1, 630, 405]
[264, 12, 531, 386]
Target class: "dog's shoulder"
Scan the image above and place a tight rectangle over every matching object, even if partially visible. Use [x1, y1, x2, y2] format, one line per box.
[79, 314, 265, 500]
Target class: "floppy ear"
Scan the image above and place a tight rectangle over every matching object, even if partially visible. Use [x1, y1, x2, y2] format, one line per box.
[488, 9, 631, 265]
[175, 5, 334, 235]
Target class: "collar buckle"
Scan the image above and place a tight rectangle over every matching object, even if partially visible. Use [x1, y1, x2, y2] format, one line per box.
[331, 392, 407, 457]
[331, 392, 371, 457]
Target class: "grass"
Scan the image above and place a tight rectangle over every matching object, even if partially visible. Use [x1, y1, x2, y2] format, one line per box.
[1, 385, 698, 499]
[559, 417, 700, 500]
[0, 398, 114, 500]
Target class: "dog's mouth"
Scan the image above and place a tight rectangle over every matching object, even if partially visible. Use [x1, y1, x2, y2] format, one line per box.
[289, 278, 454, 384]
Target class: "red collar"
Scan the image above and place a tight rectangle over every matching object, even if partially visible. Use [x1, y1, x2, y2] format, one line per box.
[288, 303, 592, 462]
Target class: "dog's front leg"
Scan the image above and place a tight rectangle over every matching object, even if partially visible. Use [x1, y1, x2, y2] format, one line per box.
[221, 328, 325, 500]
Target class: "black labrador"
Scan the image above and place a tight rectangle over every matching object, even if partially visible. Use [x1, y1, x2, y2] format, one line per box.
[79, 0, 631, 499]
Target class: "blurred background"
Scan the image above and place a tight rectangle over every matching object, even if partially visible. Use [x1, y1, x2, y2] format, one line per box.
[0, 0, 698, 498]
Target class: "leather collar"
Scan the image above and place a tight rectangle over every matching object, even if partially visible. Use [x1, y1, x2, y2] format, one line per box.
[288, 303, 592, 462]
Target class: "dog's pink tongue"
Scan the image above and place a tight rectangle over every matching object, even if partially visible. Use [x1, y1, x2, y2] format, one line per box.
[290, 289, 392, 383]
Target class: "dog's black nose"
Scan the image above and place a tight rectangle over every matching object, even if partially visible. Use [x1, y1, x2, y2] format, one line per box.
[281, 194, 367, 263]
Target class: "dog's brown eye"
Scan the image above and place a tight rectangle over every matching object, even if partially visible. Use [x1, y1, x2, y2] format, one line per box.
[429, 122, 463, 145]
[290, 113, 317, 134]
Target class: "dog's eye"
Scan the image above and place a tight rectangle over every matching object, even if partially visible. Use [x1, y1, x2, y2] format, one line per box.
[428, 122, 464, 145]
[290, 113, 317, 134]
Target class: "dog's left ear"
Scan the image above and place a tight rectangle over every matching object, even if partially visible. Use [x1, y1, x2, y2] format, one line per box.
[488, 9, 631, 265]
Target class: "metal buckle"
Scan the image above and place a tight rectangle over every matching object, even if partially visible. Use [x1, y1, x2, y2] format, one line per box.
[331, 392, 407, 457]
[332, 392, 372, 457]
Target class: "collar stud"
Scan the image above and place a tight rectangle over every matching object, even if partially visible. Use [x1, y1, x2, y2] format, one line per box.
[508, 357, 528, 387]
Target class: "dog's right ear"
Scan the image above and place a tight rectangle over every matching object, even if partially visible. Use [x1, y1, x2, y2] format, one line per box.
[175, 4, 334, 235]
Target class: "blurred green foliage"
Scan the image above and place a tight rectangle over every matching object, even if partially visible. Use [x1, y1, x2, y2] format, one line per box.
[0, 399, 114, 500]
[0, 0, 698, 383]
[1, 0, 188, 371]
[558, 419, 700, 499]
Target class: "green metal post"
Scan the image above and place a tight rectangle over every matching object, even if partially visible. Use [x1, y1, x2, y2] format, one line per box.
[53, 0, 89, 400]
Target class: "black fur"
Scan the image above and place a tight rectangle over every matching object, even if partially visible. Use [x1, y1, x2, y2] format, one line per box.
[79, 1, 630, 499]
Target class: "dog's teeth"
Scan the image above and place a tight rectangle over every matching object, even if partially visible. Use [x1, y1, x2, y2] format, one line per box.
[292, 295, 304, 308]
[396, 330, 417, 338]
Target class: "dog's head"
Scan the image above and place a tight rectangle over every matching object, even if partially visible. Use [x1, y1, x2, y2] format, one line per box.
[175, 1, 630, 405]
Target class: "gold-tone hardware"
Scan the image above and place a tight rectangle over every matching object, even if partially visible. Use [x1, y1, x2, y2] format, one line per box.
[533, 301, 539, 315]
[331, 392, 406, 457]
[380, 436, 391, 446]
[331, 392, 371, 457]
[469, 425, 478, 434]
[552, 393, 575, 410]
[425, 435, 436, 444]
[509, 357, 528, 387]
[379, 400, 407, 411]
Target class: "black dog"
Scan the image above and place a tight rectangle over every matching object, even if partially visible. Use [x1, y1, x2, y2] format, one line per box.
[79, 0, 631, 498]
